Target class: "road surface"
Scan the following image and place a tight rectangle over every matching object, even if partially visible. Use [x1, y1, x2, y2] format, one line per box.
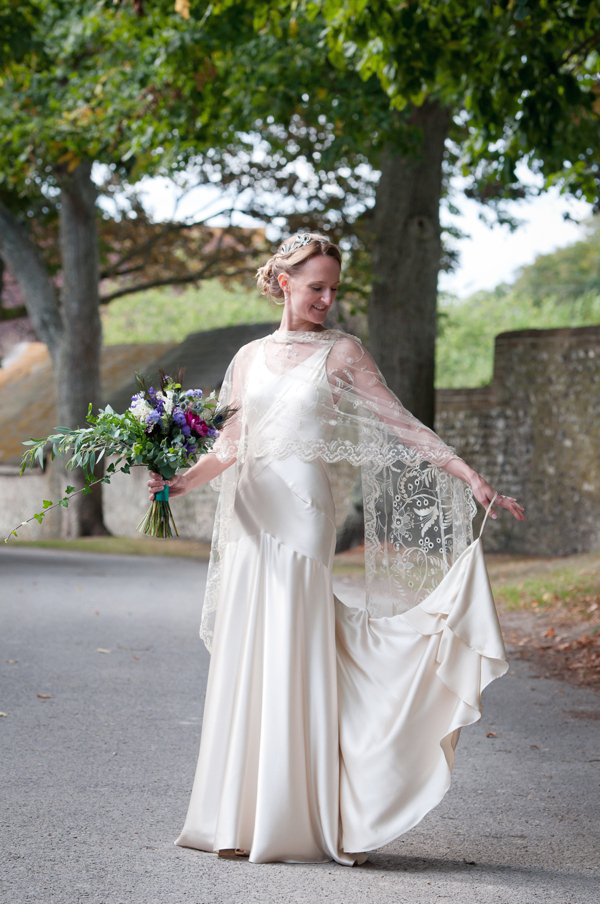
[1, 548, 599, 903]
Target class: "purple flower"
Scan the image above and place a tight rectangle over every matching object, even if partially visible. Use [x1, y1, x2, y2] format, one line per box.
[147, 387, 164, 413]
[145, 409, 162, 433]
[181, 389, 203, 399]
[184, 442, 196, 456]
[172, 407, 187, 428]
[181, 425, 191, 437]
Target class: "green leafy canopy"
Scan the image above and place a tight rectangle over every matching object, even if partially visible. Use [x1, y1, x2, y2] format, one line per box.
[0, 0, 256, 191]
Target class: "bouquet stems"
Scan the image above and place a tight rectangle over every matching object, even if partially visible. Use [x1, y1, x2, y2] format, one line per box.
[137, 485, 179, 538]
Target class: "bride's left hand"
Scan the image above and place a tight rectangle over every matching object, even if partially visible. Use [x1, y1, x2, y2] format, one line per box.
[470, 473, 526, 522]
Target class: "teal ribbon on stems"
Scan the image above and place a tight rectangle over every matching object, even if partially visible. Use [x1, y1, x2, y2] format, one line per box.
[155, 485, 169, 502]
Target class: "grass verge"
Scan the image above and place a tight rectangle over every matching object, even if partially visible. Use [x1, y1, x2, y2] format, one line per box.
[8, 536, 211, 559]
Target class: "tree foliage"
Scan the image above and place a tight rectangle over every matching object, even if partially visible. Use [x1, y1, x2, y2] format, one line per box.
[513, 217, 600, 301]
[0, 0, 251, 190]
[306, 1, 600, 203]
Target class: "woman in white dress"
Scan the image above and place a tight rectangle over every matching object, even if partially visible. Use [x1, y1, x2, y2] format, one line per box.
[148, 234, 525, 866]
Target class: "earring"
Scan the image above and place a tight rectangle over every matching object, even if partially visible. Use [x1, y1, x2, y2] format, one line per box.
[274, 297, 285, 306]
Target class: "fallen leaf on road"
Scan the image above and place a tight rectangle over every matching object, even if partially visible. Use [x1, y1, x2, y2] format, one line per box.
[37, 694, 51, 699]
[0, 712, 8, 717]
[7, 659, 17, 664]
[486, 731, 498, 738]
[543, 627, 555, 638]
[530, 745, 539, 749]
[96, 648, 111, 654]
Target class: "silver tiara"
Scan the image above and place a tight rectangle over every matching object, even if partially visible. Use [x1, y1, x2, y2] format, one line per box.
[279, 234, 313, 255]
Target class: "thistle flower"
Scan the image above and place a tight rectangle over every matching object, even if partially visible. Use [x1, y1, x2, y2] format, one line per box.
[172, 407, 187, 428]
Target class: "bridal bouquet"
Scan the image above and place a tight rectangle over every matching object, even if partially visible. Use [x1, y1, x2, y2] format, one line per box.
[6, 369, 236, 541]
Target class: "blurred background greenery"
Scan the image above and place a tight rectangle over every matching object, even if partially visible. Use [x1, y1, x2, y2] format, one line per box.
[101, 280, 277, 346]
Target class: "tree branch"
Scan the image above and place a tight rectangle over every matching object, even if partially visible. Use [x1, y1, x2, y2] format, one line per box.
[99, 263, 257, 304]
[98, 208, 240, 279]
[99, 220, 192, 279]
[562, 30, 600, 72]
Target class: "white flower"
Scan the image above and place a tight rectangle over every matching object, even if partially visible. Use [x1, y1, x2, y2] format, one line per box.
[164, 389, 175, 416]
[156, 390, 175, 417]
[130, 397, 153, 423]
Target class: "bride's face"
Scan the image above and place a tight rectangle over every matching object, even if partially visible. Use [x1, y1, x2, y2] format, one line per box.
[279, 255, 341, 328]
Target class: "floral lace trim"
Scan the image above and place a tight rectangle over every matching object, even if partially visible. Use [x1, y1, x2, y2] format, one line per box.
[269, 328, 359, 343]
[212, 435, 459, 469]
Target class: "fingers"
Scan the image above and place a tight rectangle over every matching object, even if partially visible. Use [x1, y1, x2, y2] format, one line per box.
[148, 472, 168, 500]
[147, 473, 170, 488]
[492, 493, 526, 522]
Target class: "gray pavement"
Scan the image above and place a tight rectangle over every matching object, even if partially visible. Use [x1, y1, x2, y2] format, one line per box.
[1, 547, 599, 904]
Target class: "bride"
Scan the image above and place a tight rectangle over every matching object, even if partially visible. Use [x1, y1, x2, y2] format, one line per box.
[147, 233, 525, 865]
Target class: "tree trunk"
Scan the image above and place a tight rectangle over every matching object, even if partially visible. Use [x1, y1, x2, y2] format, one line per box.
[0, 201, 63, 354]
[368, 100, 450, 427]
[56, 162, 108, 536]
[0, 183, 109, 537]
[336, 101, 450, 553]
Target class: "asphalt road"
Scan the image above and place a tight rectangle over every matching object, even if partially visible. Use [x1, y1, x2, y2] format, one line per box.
[1, 548, 599, 904]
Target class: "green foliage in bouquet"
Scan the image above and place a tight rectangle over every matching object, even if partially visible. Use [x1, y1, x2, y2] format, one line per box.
[6, 369, 237, 541]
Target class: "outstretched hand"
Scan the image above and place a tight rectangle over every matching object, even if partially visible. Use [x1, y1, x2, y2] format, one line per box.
[147, 471, 189, 501]
[470, 474, 526, 522]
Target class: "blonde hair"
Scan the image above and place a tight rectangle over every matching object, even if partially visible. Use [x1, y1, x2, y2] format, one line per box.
[256, 233, 342, 299]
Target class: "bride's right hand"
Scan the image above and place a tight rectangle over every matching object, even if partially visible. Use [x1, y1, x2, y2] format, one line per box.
[469, 472, 526, 522]
[147, 471, 189, 501]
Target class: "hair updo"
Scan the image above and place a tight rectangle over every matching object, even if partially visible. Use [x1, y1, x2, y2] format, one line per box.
[255, 233, 342, 299]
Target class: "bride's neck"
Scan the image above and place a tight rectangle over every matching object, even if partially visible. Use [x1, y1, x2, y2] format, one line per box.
[277, 316, 326, 333]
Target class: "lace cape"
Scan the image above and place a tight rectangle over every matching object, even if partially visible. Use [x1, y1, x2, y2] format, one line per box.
[200, 328, 476, 651]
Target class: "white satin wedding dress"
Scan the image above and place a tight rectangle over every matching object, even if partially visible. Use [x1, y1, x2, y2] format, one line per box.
[175, 329, 508, 865]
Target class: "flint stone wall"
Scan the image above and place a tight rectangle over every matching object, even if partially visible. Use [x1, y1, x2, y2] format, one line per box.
[434, 325, 600, 556]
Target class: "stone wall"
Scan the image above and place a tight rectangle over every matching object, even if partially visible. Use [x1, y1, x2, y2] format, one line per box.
[435, 325, 600, 555]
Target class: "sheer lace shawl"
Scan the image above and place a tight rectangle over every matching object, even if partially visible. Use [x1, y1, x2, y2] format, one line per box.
[201, 328, 476, 651]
